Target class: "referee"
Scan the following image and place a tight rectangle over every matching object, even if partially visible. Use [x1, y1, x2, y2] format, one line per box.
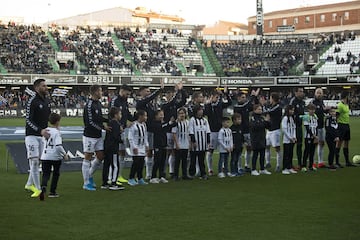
[335, 91, 356, 167]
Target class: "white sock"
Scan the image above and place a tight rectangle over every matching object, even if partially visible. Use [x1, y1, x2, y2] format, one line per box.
[276, 151, 281, 167]
[265, 148, 271, 164]
[145, 156, 153, 178]
[30, 158, 40, 190]
[237, 156, 243, 171]
[119, 155, 125, 177]
[318, 144, 324, 164]
[90, 158, 102, 177]
[111, 154, 119, 183]
[26, 159, 33, 186]
[168, 154, 175, 174]
[245, 150, 251, 167]
[206, 152, 213, 171]
[195, 159, 200, 176]
[82, 160, 91, 185]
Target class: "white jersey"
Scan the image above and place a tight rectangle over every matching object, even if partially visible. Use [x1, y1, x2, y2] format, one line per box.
[128, 121, 149, 156]
[281, 116, 296, 144]
[303, 114, 318, 139]
[218, 127, 233, 153]
[41, 127, 66, 160]
[172, 120, 190, 149]
[189, 117, 210, 151]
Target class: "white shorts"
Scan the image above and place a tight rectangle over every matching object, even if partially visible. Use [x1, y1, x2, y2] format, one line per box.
[266, 129, 281, 147]
[243, 133, 251, 147]
[83, 136, 104, 153]
[25, 136, 44, 159]
[210, 132, 219, 150]
[148, 132, 154, 150]
[317, 128, 325, 142]
[167, 132, 174, 150]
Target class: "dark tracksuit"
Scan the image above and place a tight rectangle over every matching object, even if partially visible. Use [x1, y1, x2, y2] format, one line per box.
[204, 94, 232, 133]
[289, 96, 305, 166]
[161, 89, 187, 123]
[325, 116, 339, 166]
[230, 123, 243, 174]
[149, 120, 175, 178]
[136, 89, 162, 129]
[103, 119, 122, 185]
[250, 113, 270, 170]
[25, 93, 51, 137]
[233, 95, 258, 135]
[110, 95, 135, 129]
[83, 99, 107, 139]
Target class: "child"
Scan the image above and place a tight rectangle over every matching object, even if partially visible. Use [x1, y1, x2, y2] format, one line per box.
[302, 103, 319, 172]
[40, 113, 68, 200]
[102, 107, 125, 190]
[189, 104, 211, 180]
[325, 108, 339, 170]
[230, 113, 243, 176]
[281, 105, 298, 174]
[249, 104, 271, 176]
[172, 107, 191, 180]
[217, 117, 234, 178]
[149, 110, 176, 184]
[128, 110, 149, 186]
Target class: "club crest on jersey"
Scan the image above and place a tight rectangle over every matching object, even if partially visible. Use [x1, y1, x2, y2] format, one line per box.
[95, 110, 99, 114]
[39, 104, 43, 109]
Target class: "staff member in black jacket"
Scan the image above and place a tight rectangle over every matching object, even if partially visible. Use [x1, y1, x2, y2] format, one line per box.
[24, 78, 51, 198]
[82, 84, 110, 191]
[109, 84, 134, 184]
[289, 87, 305, 170]
[325, 108, 339, 170]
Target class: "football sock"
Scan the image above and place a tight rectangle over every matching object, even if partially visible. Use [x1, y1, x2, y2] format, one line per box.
[26, 159, 34, 186]
[265, 148, 271, 164]
[82, 160, 91, 184]
[276, 151, 281, 167]
[245, 150, 251, 167]
[168, 154, 175, 174]
[145, 156, 153, 178]
[206, 152, 213, 171]
[111, 154, 119, 182]
[30, 158, 40, 190]
[90, 158, 102, 177]
[237, 156, 243, 171]
[317, 144, 324, 164]
[343, 148, 349, 163]
[335, 148, 340, 164]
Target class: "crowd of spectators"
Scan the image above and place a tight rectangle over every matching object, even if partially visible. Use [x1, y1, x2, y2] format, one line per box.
[212, 37, 330, 77]
[0, 23, 52, 73]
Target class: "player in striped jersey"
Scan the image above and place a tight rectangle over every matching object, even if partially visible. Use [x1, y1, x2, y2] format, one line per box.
[189, 105, 211, 180]
[301, 103, 319, 172]
[127, 110, 149, 186]
[281, 105, 298, 175]
[217, 117, 234, 178]
[39, 113, 68, 200]
[172, 107, 191, 180]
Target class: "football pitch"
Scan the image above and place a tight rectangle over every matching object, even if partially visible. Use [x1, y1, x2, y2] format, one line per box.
[0, 117, 360, 240]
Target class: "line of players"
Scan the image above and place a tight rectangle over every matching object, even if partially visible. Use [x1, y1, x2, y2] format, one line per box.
[81, 83, 356, 191]
[24, 79, 356, 198]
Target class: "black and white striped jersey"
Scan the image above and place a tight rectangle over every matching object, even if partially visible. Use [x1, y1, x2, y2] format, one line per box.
[172, 120, 190, 149]
[218, 127, 233, 153]
[281, 115, 296, 144]
[189, 117, 210, 151]
[128, 121, 149, 156]
[303, 114, 318, 139]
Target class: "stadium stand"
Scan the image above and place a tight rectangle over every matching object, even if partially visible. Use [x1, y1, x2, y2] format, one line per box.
[0, 24, 53, 74]
[317, 32, 360, 75]
[211, 38, 331, 77]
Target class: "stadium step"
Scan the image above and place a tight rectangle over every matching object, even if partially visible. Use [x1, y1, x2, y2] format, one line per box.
[110, 33, 142, 76]
[176, 63, 187, 75]
[48, 58, 60, 72]
[204, 46, 225, 77]
[46, 31, 60, 52]
[0, 63, 8, 74]
[195, 40, 215, 75]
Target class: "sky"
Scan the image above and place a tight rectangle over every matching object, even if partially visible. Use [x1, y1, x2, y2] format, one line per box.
[0, 0, 350, 26]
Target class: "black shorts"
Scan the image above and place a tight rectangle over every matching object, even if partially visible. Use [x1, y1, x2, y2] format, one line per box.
[338, 123, 350, 141]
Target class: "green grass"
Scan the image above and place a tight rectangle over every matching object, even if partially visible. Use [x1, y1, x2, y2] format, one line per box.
[0, 117, 83, 127]
[1, 118, 360, 240]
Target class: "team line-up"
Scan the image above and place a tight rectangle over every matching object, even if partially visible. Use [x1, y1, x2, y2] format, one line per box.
[23, 79, 356, 199]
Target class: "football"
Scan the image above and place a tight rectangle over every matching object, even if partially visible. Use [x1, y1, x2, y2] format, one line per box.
[352, 155, 360, 164]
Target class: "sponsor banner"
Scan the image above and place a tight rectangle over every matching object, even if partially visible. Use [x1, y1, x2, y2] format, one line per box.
[182, 77, 218, 86]
[0, 74, 31, 85]
[220, 77, 274, 86]
[77, 75, 121, 85]
[0, 108, 108, 118]
[277, 25, 295, 33]
[347, 75, 360, 83]
[122, 76, 162, 85]
[303, 53, 319, 66]
[32, 75, 77, 84]
[277, 77, 309, 85]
